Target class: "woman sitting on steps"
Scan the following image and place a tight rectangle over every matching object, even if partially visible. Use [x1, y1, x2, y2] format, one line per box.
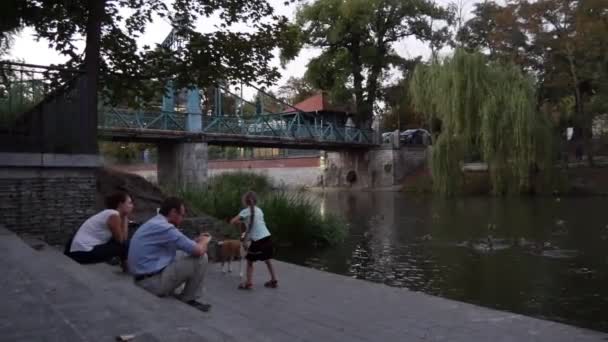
[64, 191, 133, 271]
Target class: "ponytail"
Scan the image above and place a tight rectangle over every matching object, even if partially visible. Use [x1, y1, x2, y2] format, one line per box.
[242, 191, 258, 235]
[249, 204, 255, 231]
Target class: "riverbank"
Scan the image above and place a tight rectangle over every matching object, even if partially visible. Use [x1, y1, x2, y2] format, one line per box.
[402, 163, 608, 196]
[2, 226, 605, 341]
[109, 159, 608, 197]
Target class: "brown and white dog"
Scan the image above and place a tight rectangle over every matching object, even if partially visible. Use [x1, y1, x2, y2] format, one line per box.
[215, 235, 249, 280]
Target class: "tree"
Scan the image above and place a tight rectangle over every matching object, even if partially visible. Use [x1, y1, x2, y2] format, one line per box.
[0, 30, 17, 57]
[410, 49, 554, 196]
[458, 0, 608, 166]
[284, 0, 452, 128]
[380, 57, 423, 131]
[519, 0, 608, 166]
[380, 82, 421, 131]
[277, 77, 317, 105]
[1, 0, 294, 105]
[252, 89, 284, 114]
[457, 1, 537, 70]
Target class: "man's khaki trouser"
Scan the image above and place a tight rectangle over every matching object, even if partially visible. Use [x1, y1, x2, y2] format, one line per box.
[136, 253, 208, 302]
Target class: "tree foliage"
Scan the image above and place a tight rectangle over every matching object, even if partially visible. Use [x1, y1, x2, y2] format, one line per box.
[379, 58, 425, 131]
[277, 76, 317, 105]
[410, 49, 554, 196]
[1, 0, 294, 105]
[458, 0, 608, 165]
[284, 0, 452, 127]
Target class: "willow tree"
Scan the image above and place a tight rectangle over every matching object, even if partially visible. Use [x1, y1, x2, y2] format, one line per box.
[410, 49, 553, 196]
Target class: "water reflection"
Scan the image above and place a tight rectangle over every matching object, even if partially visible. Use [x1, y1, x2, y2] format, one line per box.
[279, 191, 608, 332]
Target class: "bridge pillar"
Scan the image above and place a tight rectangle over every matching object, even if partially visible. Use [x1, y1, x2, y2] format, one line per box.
[162, 81, 175, 112]
[322, 150, 372, 188]
[322, 146, 429, 188]
[157, 142, 208, 188]
[186, 88, 202, 131]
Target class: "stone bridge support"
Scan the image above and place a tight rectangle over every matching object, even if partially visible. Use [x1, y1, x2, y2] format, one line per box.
[322, 144, 429, 189]
[157, 142, 208, 189]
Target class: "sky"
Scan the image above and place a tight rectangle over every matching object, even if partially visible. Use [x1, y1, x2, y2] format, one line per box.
[7, 0, 480, 99]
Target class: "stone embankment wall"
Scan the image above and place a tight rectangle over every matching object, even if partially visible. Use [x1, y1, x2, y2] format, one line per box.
[0, 153, 98, 244]
[322, 147, 429, 188]
[112, 147, 429, 190]
[119, 157, 323, 188]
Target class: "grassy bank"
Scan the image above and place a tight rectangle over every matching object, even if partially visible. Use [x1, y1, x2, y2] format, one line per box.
[174, 172, 347, 247]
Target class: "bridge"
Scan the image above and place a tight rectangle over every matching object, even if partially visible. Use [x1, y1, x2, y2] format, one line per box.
[93, 27, 376, 150]
[0, 60, 376, 151]
[1, 25, 380, 191]
[99, 107, 376, 150]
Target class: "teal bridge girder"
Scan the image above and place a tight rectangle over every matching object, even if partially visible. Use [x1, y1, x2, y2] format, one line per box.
[98, 27, 378, 150]
[98, 108, 377, 150]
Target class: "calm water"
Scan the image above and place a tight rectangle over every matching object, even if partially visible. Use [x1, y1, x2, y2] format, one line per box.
[279, 191, 608, 332]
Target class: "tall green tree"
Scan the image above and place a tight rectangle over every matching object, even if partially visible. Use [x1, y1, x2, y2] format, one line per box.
[379, 57, 423, 131]
[520, 0, 608, 165]
[457, 1, 535, 69]
[1, 0, 294, 105]
[410, 50, 554, 196]
[284, 0, 452, 128]
[458, 0, 608, 166]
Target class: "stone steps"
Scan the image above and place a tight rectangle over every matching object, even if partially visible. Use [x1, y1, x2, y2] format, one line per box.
[2, 226, 607, 342]
[0, 227, 230, 341]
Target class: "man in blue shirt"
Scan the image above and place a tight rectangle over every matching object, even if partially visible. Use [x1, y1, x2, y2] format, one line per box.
[128, 197, 212, 312]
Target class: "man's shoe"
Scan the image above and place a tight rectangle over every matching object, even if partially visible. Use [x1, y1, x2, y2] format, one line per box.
[186, 300, 211, 312]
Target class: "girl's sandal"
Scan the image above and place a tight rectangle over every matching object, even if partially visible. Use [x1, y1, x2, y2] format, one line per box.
[238, 282, 253, 290]
[264, 280, 278, 288]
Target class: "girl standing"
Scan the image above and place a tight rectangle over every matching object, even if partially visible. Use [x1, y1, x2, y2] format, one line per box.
[230, 191, 278, 289]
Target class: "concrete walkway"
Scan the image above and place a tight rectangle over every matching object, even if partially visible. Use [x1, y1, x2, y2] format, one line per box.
[1, 227, 606, 341]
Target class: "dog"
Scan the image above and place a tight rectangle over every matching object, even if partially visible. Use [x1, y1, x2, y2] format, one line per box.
[215, 235, 249, 281]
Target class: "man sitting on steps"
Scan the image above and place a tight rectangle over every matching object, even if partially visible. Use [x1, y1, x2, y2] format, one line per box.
[128, 197, 212, 312]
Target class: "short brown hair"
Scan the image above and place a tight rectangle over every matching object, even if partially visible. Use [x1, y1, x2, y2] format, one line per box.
[105, 191, 130, 209]
[159, 197, 184, 216]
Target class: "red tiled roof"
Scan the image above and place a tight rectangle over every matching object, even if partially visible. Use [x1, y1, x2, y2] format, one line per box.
[285, 93, 350, 114]
[285, 93, 328, 112]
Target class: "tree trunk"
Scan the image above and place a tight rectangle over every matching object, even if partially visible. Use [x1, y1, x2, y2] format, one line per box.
[363, 57, 384, 130]
[84, 0, 105, 153]
[349, 45, 365, 126]
[566, 47, 594, 166]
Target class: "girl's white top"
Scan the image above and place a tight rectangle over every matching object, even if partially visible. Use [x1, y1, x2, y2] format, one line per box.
[238, 206, 270, 241]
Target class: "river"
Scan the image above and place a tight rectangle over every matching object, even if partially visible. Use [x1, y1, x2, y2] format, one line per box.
[279, 191, 608, 332]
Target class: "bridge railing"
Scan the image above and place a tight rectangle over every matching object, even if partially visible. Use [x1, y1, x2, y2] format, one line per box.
[99, 108, 375, 145]
[101, 108, 187, 131]
[0, 61, 95, 153]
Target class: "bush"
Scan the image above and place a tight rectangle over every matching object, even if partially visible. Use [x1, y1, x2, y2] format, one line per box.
[263, 191, 347, 247]
[177, 171, 272, 219]
[175, 172, 347, 247]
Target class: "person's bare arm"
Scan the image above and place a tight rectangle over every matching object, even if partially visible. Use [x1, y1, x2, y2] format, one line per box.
[191, 233, 212, 257]
[107, 214, 124, 242]
[120, 215, 129, 241]
[229, 215, 241, 225]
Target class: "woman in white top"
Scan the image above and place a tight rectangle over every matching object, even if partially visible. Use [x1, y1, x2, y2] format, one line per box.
[230, 191, 278, 290]
[65, 191, 134, 269]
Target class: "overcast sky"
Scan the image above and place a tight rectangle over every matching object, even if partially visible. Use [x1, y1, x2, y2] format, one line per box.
[8, 0, 481, 98]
